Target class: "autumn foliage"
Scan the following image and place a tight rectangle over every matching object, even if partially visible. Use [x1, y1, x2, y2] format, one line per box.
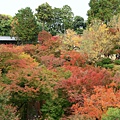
[0, 27, 120, 119]
[61, 50, 88, 67]
[38, 30, 52, 44]
[56, 66, 113, 105]
[71, 83, 120, 120]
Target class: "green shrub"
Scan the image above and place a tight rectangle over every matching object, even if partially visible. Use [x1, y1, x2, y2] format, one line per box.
[102, 107, 120, 120]
[103, 64, 114, 69]
[101, 58, 112, 64]
[96, 58, 112, 67]
[96, 61, 103, 67]
[114, 59, 120, 65]
[0, 87, 19, 120]
[41, 98, 71, 120]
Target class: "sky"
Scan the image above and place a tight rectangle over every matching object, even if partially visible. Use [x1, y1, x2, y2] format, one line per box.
[0, 0, 90, 20]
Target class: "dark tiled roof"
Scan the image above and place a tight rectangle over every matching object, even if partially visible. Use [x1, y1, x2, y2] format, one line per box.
[0, 36, 16, 41]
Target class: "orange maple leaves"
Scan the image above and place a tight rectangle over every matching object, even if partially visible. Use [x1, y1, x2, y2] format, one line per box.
[72, 83, 120, 119]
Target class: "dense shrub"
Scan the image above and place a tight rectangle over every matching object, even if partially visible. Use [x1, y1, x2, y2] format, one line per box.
[56, 66, 113, 106]
[0, 87, 19, 120]
[101, 58, 112, 64]
[71, 83, 120, 120]
[38, 30, 52, 44]
[96, 58, 114, 69]
[102, 107, 120, 120]
[96, 61, 103, 67]
[61, 51, 88, 67]
[114, 59, 120, 65]
[41, 98, 71, 120]
[23, 44, 37, 56]
[40, 54, 65, 68]
[103, 64, 114, 69]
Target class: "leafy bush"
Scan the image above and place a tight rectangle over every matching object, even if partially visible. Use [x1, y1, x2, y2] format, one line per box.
[56, 65, 113, 109]
[96, 61, 103, 67]
[0, 87, 19, 120]
[96, 58, 112, 68]
[40, 54, 65, 68]
[38, 30, 52, 44]
[114, 59, 120, 65]
[102, 107, 120, 120]
[101, 58, 112, 64]
[103, 64, 114, 69]
[71, 84, 120, 120]
[41, 98, 71, 120]
[61, 51, 88, 67]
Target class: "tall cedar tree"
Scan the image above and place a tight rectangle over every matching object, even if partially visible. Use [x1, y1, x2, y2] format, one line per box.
[12, 7, 39, 44]
[87, 0, 120, 24]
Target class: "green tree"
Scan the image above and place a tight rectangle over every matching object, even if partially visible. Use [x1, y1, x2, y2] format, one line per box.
[47, 5, 74, 35]
[0, 14, 12, 36]
[87, 0, 120, 24]
[11, 7, 39, 44]
[73, 16, 85, 34]
[61, 5, 74, 33]
[47, 7, 63, 35]
[35, 2, 53, 30]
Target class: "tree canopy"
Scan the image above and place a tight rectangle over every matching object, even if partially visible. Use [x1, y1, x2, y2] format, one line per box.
[11, 7, 39, 44]
[73, 16, 86, 34]
[87, 0, 120, 24]
[0, 14, 12, 36]
[35, 2, 53, 30]
[61, 5, 74, 32]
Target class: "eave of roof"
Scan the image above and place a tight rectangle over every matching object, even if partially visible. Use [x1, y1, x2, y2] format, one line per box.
[0, 36, 16, 41]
